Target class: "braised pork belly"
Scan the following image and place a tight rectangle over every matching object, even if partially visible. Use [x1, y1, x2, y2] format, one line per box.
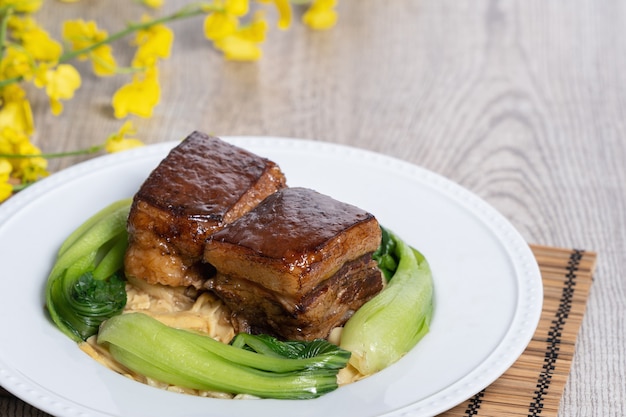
[125, 132, 384, 341]
[124, 131, 287, 289]
[203, 187, 384, 341]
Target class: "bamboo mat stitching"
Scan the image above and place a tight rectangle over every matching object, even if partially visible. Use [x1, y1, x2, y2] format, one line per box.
[463, 390, 484, 416]
[528, 249, 583, 416]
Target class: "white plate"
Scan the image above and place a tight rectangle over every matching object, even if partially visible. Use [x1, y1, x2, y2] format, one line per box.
[0, 137, 543, 417]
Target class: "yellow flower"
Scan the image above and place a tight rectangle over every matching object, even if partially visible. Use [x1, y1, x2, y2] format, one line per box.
[63, 19, 107, 52]
[132, 19, 174, 68]
[1, 0, 44, 13]
[140, 0, 162, 8]
[0, 46, 35, 81]
[0, 159, 11, 176]
[302, 0, 338, 30]
[0, 127, 48, 184]
[210, 11, 267, 61]
[237, 12, 268, 42]
[0, 159, 13, 203]
[0, 84, 34, 135]
[6, 15, 38, 39]
[104, 121, 145, 153]
[0, 128, 18, 156]
[90, 44, 117, 76]
[112, 67, 160, 119]
[214, 36, 262, 61]
[21, 27, 63, 62]
[8, 15, 61, 62]
[257, 0, 291, 29]
[203, 12, 238, 41]
[62, 19, 118, 76]
[203, 0, 251, 41]
[13, 140, 48, 182]
[34, 64, 82, 116]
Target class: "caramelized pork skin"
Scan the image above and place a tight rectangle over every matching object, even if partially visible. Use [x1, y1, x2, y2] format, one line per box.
[124, 131, 287, 288]
[204, 187, 384, 340]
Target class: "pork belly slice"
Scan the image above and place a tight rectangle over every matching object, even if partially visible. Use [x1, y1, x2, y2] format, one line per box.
[124, 131, 287, 289]
[203, 187, 384, 341]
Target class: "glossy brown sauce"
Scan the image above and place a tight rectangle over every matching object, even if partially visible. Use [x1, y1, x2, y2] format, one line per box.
[137, 131, 271, 220]
[208, 187, 375, 261]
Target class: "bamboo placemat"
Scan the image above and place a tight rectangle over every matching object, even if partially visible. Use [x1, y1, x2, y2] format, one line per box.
[0, 245, 597, 417]
[438, 244, 596, 417]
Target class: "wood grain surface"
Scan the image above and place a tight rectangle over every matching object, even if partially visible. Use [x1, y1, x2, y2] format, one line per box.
[2, 1, 625, 416]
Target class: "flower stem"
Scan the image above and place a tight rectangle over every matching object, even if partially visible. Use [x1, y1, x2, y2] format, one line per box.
[0, 145, 104, 159]
[11, 182, 29, 192]
[0, 7, 12, 61]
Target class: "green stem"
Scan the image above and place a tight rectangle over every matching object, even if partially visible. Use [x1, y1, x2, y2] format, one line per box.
[0, 144, 104, 159]
[0, 6, 12, 60]
[11, 182, 29, 192]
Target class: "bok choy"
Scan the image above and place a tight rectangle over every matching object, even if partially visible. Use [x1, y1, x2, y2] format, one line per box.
[45, 199, 132, 342]
[340, 227, 434, 375]
[98, 312, 351, 399]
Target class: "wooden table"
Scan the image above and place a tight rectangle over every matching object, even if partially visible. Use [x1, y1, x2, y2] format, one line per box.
[2, 1, 624, 416]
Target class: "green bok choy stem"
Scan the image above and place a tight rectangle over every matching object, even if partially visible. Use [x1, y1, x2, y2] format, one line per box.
[98, 313, 351, 399]
[45, 199, 132, 342]
[339, 227, 434, 375]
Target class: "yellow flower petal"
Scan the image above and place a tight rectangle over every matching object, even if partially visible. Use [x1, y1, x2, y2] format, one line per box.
[203, 12, 238, 41]
[271, 0, 292, 30]
[141, 0, 163, 9]
[63, 19, 108, 51]
[91, 45, 117, 76]
[13, 141, 47, 182]
[214, 36, 262, 61]
[21, 28, 63, 62]
[104, 121, 145, 153]
[236, 11, 268, 43]
[34, 64, 81, 116]
[133, 23, 174, 68]
[4, 0, 44, 13]
[32, 63, 49, 88]
[44, 64, 82, 101]
[117, 120, 137, 137]
[302, 0, 338, 30]
[62, 20, 114, 72]
[105, 136, 144, 153]
[225, 0, 249, 17]
[112, 69, 161, 119]
[0, 159, 12, 177]
[49, 97, 64, 116]
[0, 47, 34, 80]
[0, 98, 35, 135]
[0, 128, 48, 183]
[0, 180, 12, 202]
[0, 85, 34, 135]
[6, 15, 38, 39]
